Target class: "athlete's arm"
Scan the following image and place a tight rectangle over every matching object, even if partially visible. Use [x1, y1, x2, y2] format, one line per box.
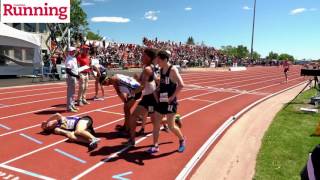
[66, 68, 80, 79]
[169, 67, 185, 103]
[113, 83, 128, 103]
[135, 67, 152, 93]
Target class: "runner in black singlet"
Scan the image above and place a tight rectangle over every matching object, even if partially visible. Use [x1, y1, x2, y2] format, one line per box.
[147, 50, 186, 154]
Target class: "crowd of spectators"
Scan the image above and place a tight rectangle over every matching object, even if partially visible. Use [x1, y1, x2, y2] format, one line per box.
[87, 37, 225, 68]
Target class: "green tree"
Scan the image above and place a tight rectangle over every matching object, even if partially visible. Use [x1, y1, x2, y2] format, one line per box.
[221, 45, 237, 57]
[267, 51, 279, 60]
[186, 36, 195, 45]
[70, 0, 88, 32]
[236, 45, 249, 59]
[86, 31, 103, 40]
[252, 51, 261, 60]
[278, 53, 294, 61]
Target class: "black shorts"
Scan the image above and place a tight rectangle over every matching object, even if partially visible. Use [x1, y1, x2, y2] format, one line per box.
[127, 92, 142, 102]
[138, 94, 157, 113]
[155, 99, 178, 115]
[284, 68, 289, 73]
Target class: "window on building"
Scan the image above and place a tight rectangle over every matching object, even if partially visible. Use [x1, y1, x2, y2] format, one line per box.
[12, 23, 22, 30]
[24, 23, 36, 32]
[14, 47, 22, 60]
[39, 23, 47, 33]
[25, 48, 34, 61]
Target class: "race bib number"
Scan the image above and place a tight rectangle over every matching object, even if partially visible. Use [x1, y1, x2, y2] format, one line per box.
[148, 106, 154, 113]
[159, 93, 169, 102]
[66, 119, 76, 130]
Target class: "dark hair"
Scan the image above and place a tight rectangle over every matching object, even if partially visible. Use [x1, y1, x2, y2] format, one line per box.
[144, 48, 157, 61]
[157, 50, 170, 61]
[81, 116, 93, 122]
[99, 74, 108, 84]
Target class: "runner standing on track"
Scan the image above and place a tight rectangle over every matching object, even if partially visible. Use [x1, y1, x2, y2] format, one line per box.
[147, 50, 186, 154]
[125, 48, 158, 146]
[91, 50, 106, 100]
[283, 59, 290, 83]
[99, 74, 142, 136]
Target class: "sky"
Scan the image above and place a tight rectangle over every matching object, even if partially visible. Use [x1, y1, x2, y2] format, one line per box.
[81, 0, 320, 60]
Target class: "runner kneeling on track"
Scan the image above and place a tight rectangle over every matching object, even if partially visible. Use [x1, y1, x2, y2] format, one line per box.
[41, 113, 100, 150]
[99, 74, 142, 136]
[148, 50, 186, 154]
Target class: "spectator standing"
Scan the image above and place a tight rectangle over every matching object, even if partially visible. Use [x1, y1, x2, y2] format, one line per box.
[65, 47, 80, 112]
[77, 45, 91, 106]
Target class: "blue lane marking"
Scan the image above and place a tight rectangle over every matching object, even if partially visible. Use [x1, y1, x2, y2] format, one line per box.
[0, 124, 11, 130]
[20, 133, 43, 144]
[54, 149, 86, 164]
[112, 171, 133, 180]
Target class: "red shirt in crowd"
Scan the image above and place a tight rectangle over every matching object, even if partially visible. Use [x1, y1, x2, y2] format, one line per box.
[77, 54, 91, 73]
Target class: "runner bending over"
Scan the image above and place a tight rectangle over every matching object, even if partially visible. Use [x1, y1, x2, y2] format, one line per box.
[99, 74, 142, 135]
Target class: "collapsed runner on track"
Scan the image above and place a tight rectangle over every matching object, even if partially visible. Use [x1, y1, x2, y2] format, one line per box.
[41, 113, 101, 150]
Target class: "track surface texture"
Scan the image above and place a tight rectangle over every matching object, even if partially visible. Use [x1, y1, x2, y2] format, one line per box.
[0, 66, 306, 180]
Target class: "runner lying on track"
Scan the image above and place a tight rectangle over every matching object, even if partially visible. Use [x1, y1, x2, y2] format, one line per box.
[99, 74, 142, 136]
[41, 113, 100, 150]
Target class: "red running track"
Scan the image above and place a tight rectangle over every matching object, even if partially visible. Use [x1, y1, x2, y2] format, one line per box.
[0, 66, 307, 180]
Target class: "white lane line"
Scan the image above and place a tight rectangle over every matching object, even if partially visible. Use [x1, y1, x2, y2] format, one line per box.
[54, 149, 87, 164]
[0, 124, 11, 130]
[96, 110, 124, 116]
[0, 164, 55, 180]
[188, 98, 216, 103]
[20, 133, 43, 144]
[0, 118, 125, 166]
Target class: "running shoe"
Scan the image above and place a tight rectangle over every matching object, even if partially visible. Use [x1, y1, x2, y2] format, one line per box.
[82, 99, 90, 105]
[178, 139, 186, 153]
[146, 146, 159, 154]
[123, 139, 135, 147]
[89, 138, 101, 150]
[71, 105, 79, 110]
[67, 108, 78, 113]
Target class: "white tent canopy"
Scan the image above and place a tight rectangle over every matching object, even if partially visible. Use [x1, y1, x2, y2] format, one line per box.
[0, 23, 41, 66]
